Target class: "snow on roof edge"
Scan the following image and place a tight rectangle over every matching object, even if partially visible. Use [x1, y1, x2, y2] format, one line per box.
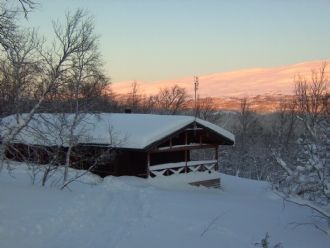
[195, 118, 235, 144]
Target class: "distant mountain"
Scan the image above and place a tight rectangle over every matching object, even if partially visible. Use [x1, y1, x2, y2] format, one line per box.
[202, 95, 295, 113]
[111, 60, 329, 98]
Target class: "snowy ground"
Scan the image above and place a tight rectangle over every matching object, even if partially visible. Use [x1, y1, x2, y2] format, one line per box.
[0, 164, 329, 248]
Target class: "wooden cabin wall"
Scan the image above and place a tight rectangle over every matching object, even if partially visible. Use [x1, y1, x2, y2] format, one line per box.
[112, 150, 148, 177]
[166, 125, 225, 146]
[70, 147, 149, 178]
[5, 144, 28, 162]
[68, 146, 114, 177]
[150, 151, 188, 166]
[5, 143, 66, 165]
[5, 144, 148, 178]
[157, 129, 216, 149]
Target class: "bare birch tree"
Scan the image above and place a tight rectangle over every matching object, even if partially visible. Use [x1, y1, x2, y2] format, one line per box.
[0, 9, 109, 181]
[0, 28, 43, 170]
[196, 97, 222, 123]
[0, 0, 36, 49]
[154, 84, 189, 114]
[33, 9, 107, 187]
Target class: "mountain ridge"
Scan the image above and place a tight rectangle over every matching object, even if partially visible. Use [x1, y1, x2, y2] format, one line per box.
[111, 60, 329, 98]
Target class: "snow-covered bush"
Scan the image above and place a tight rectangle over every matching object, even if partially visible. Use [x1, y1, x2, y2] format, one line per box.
[274, 137, 329, 208]
[254, 232, 283, 248]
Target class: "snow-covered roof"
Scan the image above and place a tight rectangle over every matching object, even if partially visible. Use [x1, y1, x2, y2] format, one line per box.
[1, 113, 235, 149]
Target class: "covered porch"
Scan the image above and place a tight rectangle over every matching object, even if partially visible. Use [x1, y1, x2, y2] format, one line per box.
[145, 124, 224, 188]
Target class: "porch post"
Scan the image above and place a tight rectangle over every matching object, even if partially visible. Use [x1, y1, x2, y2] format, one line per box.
[214, 145, 219, 172]
[184, 150, 188, 173]
[147, 151, 150, 177]
[184, 132, 188, 173]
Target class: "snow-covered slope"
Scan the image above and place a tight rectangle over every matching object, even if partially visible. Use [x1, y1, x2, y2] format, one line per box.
[0, 165, 329, 248]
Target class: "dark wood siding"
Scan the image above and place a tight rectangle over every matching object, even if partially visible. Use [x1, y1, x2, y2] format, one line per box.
[5, 144, 66, 165]
[70, 147, 148, 178]
[112, 150, 148, 177]
[5, 144, 148, 178]
[150, 151, 187, 166]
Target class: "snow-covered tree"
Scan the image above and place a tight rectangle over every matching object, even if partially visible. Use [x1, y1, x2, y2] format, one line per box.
[273, 62, 329, 225]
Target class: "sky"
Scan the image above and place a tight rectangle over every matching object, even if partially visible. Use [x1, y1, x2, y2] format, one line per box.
[23, 0, 330, 84]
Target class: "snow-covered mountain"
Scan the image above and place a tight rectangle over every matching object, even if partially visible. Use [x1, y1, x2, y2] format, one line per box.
[111, 60, 329, 98]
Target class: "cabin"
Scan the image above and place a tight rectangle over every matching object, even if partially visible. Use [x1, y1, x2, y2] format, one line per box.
[1, 113, 235, 187]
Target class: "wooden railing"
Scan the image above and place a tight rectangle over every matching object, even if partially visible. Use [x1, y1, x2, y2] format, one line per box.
[149, 160, 218, 177]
